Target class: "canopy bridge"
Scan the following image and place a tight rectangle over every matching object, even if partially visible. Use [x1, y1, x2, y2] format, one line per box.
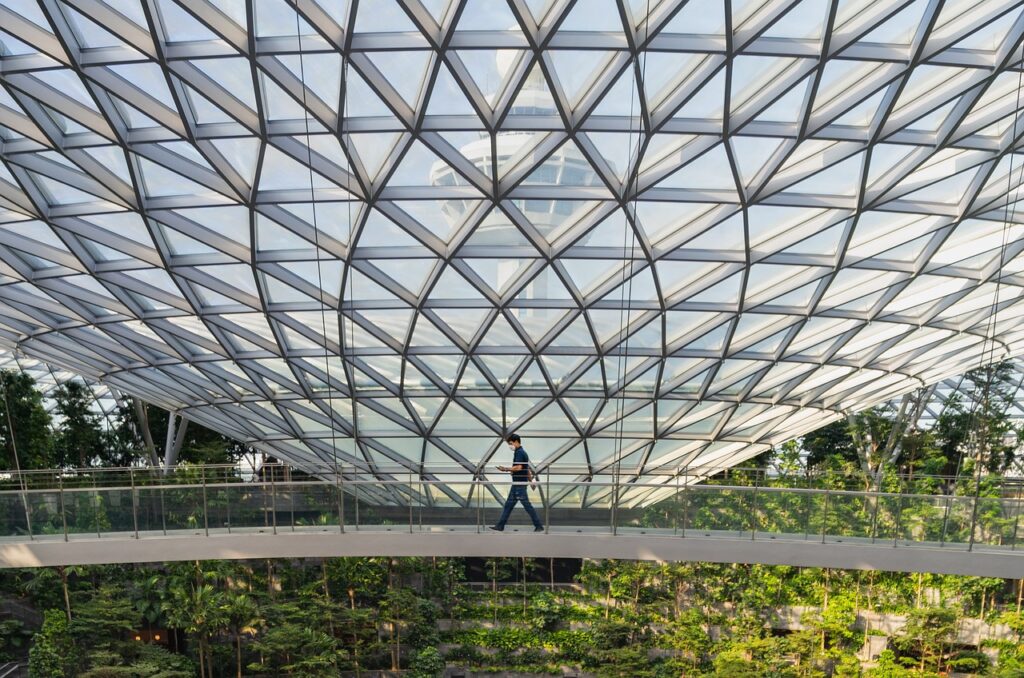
[0, 466, 1021, 576]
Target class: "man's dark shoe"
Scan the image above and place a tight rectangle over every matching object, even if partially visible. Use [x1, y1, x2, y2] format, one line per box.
[488, 525, 503, 532]
[534, 526, 544, 532]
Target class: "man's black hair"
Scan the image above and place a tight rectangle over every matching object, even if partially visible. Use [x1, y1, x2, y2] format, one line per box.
[506, 433, 521, 443]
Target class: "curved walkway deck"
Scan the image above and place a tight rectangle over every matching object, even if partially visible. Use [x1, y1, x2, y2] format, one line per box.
[1, 525, 1022, 577]
[0, 473, 1020, 576]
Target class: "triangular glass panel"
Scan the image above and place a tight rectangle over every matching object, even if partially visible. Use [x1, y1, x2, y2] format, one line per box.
[655, 144, 737, 191]
[363, 50, 434, 110]
[388, 139, 461, 187]
[425, 62, 481, 117]
[369, 257, 438, 297]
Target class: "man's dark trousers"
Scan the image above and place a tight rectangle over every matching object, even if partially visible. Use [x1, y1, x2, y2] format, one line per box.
[495, 484, 542, 529]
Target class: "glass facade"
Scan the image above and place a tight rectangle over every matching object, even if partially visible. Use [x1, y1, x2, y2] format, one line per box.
[0, 0, 1022, 490]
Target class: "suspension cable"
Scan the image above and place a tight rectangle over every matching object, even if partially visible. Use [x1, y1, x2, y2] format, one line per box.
[965, 39, 1023, 540]
[292, 4, 342, 482]
[973, 41, 1021, 474]
[611, 0, 652, 506]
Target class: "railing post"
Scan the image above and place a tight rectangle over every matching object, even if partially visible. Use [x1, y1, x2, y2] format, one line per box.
[681, 474, 689, 538]
[893, 491, 903, 548]
[939, 494, 951, 547]
[354, 472, 360, 530]
[821, 490, 829, 544]
[336, 465, 345, 534]
[159, 471, 167, 537]
[270, 467, 278, 536]
[225, 478, 232, 534]
[869, 484, 881, 545]
[59, 475, 68, 542]
[93, 474, 101, 539]
[130, 469, 139, 540]
[611, 474, 618, 536]
[750, 486, 758, 541]
[544, 469, 550, 534]
[289, 468, 295, 532]
[475, 473, 481, 534]
[1011, 488, 1021, 551]
[409, 470, 414, 534]
[803, 488, 811, 541]
[201, 466, 209, 537]
[673, 474, 679, 536]
[967, 488, 979, 552]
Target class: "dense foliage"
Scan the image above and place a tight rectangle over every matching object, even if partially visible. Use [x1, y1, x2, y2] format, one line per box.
[0, 369, 246, 470]
[0, 558, 1022, 677]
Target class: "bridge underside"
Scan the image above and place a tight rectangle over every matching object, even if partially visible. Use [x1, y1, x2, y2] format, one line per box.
[1, 527, 1020, 578]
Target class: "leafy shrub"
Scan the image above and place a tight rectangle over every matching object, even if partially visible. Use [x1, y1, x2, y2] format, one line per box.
[443, 644, 485, 663]
[546, 629, 594, 662]
[947, 649, 989, 673]
[408, 646, 446, 677]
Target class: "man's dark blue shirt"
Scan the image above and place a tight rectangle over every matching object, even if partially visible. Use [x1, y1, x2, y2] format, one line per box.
[512, 446, 530, 482]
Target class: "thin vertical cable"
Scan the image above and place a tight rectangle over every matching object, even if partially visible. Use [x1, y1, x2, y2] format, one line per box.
[612, 0, 652, 510]
[970, 39, 1022, 479]
[292, 3, 342, 481]
[965, 37, 1023, 548]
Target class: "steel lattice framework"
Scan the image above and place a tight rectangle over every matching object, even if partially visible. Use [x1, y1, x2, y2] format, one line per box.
[914, 357, 1024, 459]
[2, 0, 1024, 496]
[0, 349, 122, 429]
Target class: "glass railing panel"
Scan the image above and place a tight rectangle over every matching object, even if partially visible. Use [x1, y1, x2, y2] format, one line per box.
[972, 496, 1015, 549]
[821, 491, 874, 542]
[62, 488, 101, 536]
[344, 481, 412, 530]
[272, 481, 339, 532]
[474, 481, 547, 532]
[751, 487, 812, 537]
[537, 482, 608, 532]
[246, 483, 277, 532]
[801, 491, 828, 541]
[686, 486, 754, 537]
[204, 483, 271, 534]
[930, 495, 974, 548]
[623, 483, 681, 533]
[27, 491, 63, 538]
[411, 481, 479, 532]
[894, 494, 947, 545]
[153, 485, 205, 534]
[98, 488, 136, 536]
[0, 492, 30, 537]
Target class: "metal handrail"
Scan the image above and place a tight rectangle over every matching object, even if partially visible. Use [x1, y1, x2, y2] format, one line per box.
[2, 461, 1020, 483]
[1, 475, 1019, 556]
[0, 478, 1011, 500]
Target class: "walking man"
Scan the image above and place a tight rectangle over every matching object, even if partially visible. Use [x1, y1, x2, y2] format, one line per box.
[489, 433, 543, 532]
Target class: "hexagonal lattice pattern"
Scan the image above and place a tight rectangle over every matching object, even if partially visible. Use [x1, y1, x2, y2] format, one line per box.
[915, 357, 1024, 453]
[2, 0, 1024, 494]
[0, 348, 122, 429]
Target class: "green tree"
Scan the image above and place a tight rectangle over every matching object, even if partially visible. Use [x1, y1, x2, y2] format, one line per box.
[866, 650, 914, 678]
[29, 610, 76, 677]
[894, 605, 957, 673]
[802, 593, 859, 651]
[162, 582, 227, 678]
[52, 381, 104, 467]
[224, 591, 260, 678]
[408, 646, 445, 678]
[934, 361, 1020, 477]
[0, 370, 53, 470]
[802, 419, 857, 470]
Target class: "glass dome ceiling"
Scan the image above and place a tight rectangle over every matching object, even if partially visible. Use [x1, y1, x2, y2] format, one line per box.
[915, 357, 1024, 440]
[1, 0, 1024, 488]
[0, 349, 122, 429]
